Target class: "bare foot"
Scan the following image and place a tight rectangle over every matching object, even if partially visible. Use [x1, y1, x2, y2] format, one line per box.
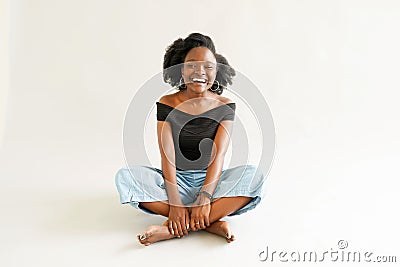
[136, 224, 176, 246]
[204, 220, 235, 243]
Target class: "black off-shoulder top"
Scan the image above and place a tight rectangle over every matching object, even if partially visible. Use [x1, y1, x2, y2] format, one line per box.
[156, 101, 236, 171]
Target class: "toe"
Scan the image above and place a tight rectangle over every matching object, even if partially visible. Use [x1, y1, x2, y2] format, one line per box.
[225, 229, 232, 239]
[226, 234, 235, 243]
[139, 233, 147, 241]
[137, 234, 144, 242]
[137, 229, 153, 243]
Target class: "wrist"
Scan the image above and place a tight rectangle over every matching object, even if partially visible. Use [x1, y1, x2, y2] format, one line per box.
[168, 201, 184, 208]
[194, 197, 210, 207]
[195, 190, 213, 205]
[196, 190, 213, 202]
[167, 195, 184, 207]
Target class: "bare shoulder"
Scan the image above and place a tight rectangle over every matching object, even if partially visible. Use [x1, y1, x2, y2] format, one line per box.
[217, 96, 234, 104]
[158, 93, 179, 106]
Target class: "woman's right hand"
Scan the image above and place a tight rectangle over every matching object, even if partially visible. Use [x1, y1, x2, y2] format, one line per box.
[168, 205, 190, 237]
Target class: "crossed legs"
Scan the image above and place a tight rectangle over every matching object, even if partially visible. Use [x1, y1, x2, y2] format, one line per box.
[136, 196, 252, 246]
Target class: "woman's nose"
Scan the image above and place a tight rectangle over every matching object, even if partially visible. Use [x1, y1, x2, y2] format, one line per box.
[194, 64, 206, 74]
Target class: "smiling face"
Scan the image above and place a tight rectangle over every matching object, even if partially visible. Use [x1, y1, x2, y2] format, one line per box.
[181, 47, 217, 94]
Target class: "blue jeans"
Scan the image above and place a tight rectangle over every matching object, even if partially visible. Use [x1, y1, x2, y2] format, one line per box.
[115, 164, 266, 216]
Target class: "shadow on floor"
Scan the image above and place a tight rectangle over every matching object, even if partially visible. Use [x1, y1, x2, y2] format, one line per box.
[42, 194, 233, 247]
[43, 194, 165, 235]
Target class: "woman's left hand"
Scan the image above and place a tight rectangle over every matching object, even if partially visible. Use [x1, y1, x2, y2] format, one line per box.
[189, 195, 211, 231]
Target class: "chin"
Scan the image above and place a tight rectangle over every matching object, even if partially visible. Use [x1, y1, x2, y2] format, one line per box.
[188, 85, 208, 94]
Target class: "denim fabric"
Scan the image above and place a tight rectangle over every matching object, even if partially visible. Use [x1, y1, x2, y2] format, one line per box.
[115, 164, 266, 216]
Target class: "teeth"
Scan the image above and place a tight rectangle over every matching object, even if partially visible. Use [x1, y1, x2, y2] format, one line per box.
[192, 78, 206, 83]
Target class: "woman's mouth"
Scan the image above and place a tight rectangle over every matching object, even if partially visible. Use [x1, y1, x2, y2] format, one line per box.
[191, 77, 208, 84]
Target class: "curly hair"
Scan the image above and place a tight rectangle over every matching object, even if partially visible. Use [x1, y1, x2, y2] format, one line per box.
[163, 33, 236, 95]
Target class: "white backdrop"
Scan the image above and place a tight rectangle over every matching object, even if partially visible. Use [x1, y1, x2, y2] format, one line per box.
[1, 0, 399, 266]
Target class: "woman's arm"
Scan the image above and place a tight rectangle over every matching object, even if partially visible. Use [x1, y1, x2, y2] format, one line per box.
[157, 120, 182, 206]
[200, 119, 234, 198]
[157, 119, 190, 237]
[189, 118, 234, 230]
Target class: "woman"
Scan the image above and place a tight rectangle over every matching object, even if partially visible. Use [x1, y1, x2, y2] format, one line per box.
[115, 33, 265, 246]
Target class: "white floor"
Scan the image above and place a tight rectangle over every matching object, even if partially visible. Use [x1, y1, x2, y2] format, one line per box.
[0, 140, 274, 267]
[1, 122, 399, 267]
